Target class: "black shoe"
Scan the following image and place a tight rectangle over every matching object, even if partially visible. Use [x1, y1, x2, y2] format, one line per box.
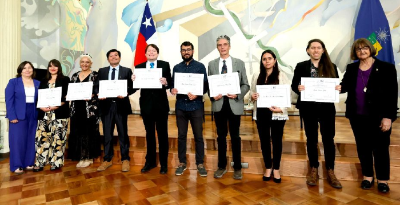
[50, 166, 61, 171]
[273, 177, 281, 183]
[160, 166, 168, 174]
[141, 164, 156, 173]
[33, 167, 43, 172]
[263, 176, 271, 181]
[378, 183, 390, 193]
[361, 179, 374, 190]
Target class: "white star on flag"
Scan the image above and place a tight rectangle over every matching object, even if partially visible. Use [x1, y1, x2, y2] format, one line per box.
[142, 16, 153, 28]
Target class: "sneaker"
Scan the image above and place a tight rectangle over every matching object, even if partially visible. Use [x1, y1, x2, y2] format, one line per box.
[121, 160, 130, 172]
[175, 163, 187, 176]
[327, 169, 342, 189]
[214, 168, 227, 179]
[197, 164, 207, 177]
[76, 160, 84, 168]
[233, 169, 242, 180]
[306, 167, 319, 186]
[80, 159, 93, 168]
[97, 161, 112, 172]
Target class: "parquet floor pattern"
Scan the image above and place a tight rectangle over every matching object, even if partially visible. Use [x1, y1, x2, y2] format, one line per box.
[1, 160, 400, 205]
[1, 115, 400, 204]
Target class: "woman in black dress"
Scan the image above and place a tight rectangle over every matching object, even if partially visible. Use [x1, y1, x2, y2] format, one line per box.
[68, 54, 100, 168]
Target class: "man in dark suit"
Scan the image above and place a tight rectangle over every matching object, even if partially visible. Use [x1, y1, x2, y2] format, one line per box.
[132, 44, 171, 174]
[97, 49, 135, 172]
[208, 35, 250, 180]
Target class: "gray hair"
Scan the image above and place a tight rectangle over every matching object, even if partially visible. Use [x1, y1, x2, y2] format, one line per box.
[79, 53, 93, 63]
[216, 35, 230, 45]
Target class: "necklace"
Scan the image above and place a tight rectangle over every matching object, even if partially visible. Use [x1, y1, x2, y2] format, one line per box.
[359, 69, 369, 92]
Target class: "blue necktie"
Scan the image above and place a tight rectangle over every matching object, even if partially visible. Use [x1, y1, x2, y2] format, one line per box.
[111, 68, 116, 80]
[221, 60, 227, 74]
[150, 62, 154, 69]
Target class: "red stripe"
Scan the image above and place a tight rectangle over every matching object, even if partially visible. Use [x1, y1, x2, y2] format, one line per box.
[134, 33, 148, 66]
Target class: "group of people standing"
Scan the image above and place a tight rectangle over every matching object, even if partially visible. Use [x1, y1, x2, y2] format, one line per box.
[5, 35, 397, 194]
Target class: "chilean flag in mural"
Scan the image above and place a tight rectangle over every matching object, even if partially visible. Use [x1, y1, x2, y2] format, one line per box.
[134, 2, 157, 66]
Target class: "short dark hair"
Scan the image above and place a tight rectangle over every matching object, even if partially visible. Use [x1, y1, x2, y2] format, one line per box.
[350, 38, 376, 60]
[16, 61, 36, 78]
[106, 49, 121, 58]
[145, 44, 159, 53]
[46, 59, 65, 81]
[181, 41, 194, 50]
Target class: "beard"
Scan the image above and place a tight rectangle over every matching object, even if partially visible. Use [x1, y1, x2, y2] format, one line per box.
[182, 54, 193, 62]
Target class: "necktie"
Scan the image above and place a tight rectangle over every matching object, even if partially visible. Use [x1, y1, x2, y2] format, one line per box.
[111, 68, 116, 80]
[150, 62, 154, 69]
[221, 60, 227, 74]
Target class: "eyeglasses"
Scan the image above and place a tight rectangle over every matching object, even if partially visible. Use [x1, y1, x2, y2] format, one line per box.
[355, 46, 369, 53]
[181, 48, 192, 53]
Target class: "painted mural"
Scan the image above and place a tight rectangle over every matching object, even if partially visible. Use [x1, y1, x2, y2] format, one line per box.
[21, 0, 400, 112]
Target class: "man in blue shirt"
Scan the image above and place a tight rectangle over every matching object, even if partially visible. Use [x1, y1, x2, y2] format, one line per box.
[171, 41, 208, 177]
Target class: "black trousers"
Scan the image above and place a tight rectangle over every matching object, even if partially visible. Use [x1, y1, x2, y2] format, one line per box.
[102, 102, 130, 162]
[142, 112, 169, 167]
[301, 103, 336, 169]
[256, 108, 286, 170]
[214, 98, 242, 170]
[176, 108, 204, 165]
[349, 115, 391, 180]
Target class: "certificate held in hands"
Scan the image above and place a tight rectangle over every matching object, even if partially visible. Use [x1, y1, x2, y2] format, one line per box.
[301, 77, 339, 103]
[174, 73, 204, 96]
[98, 80, 127, 98]
[66, 82, 93, 101]
[132, 68, 162, 89]
[208, 72, 241, 97]
[37, 87, 62, 108]
[256, 85, 291, 108]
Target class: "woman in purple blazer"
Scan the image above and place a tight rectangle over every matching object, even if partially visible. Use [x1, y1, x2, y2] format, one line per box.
[5, 61, 40, 174]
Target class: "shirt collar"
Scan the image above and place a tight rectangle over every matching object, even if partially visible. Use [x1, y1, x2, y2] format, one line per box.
[109, 65, 120, 70]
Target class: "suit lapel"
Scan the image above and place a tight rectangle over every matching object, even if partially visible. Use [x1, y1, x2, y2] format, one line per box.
[366, 61, 378, 89]
[232, 57, 238, 73]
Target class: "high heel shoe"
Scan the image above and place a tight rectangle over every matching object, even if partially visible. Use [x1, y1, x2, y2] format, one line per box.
[33, 166, 43, 172]
[273, 170, 281, 183]
[263, 169, 272, 181]
[14, 168, 24, 175]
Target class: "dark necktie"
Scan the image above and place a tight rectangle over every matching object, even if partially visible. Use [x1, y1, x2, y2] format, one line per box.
[111, 68, 116, 80]
[221, 60, 227, 74]
[150, 62, 154, 69]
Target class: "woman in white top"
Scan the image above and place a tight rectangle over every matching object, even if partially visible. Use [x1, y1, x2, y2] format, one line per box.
[5, 61, 40, 174]
[250, 50, 290, 183]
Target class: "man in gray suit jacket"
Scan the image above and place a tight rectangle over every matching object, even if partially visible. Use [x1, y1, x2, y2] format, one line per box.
[208, 35, 250, 180]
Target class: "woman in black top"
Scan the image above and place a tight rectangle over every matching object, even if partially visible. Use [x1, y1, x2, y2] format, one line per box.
[68, 54, 101, 168]
[340, 38, 397, 193]
[33, 59, 70, 172]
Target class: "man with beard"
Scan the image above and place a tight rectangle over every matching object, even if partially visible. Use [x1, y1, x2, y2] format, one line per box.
[171, 41, 208, 177]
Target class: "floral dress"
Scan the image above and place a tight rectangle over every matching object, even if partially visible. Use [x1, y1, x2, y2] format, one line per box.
[35, 83, 69, 168]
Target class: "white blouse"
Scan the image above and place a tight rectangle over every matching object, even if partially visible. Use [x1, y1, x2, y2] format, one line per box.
[25, 87, 35, 103]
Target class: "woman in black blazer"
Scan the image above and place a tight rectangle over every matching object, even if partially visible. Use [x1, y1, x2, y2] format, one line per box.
[33, 59, 70, 172]
[340, 38, 398, 193]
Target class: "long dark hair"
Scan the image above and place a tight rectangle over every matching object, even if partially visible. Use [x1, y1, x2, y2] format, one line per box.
[306, 39, 336, 78]
[16, 61, 35, 78]
[257, 50, 279, 85]
[45, 59, 65, 81]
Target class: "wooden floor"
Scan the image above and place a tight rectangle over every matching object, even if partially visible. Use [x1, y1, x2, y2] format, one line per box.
[1, 115, 400, 204]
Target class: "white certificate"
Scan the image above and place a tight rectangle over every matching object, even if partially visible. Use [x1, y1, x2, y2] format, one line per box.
[301, 77, 340, 103]
[208, 72, 241, 97]
[98, 80, 127, 98]
[256, 85, 291, 108]
[132, 68, 162, 89]
[37, 87, 62, 108]
[66, 82, 93, 101]
[174, 73, 204, 95]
